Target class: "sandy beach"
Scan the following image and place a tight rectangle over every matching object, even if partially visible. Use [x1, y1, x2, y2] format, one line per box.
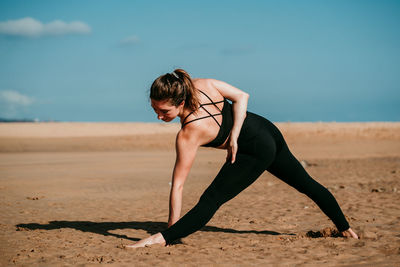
[1, 122, 399, 266]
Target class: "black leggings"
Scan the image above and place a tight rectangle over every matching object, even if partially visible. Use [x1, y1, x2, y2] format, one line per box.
[161, 112, 350, 243]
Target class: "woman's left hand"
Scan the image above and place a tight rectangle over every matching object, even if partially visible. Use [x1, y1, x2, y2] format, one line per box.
[226, 138, 238, 164]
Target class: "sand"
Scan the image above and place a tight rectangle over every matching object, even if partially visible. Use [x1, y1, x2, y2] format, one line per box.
[0, 122, 399, 266]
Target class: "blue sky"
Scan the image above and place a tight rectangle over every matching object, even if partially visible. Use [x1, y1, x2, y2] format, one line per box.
[0, 0, 399, 122]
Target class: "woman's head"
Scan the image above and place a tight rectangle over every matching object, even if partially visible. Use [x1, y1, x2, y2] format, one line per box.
[150, 69, 199, 113]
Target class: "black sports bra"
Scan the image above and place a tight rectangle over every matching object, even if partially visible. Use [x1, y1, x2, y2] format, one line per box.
[181, 90, 233, 148]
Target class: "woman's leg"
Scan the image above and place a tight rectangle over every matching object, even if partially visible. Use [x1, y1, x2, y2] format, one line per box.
[266, 143, 350, 232]
[161, 152, 273, 244]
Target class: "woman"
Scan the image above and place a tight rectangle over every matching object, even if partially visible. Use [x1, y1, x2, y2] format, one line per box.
[127, 69, 358, 248]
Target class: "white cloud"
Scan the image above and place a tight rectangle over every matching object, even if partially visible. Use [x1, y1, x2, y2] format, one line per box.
[0, 17, 91, 37]
[0, 90, 34, 105]
[43, 20, 91, 35]
[0, 90, 35, 118]
[120, 35, 140, 45]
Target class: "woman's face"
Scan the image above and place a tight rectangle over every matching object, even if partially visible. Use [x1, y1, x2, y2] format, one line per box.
[151, 99, 183, 122]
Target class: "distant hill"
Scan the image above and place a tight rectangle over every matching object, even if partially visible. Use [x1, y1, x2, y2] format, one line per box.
[0, 118, 37, 123]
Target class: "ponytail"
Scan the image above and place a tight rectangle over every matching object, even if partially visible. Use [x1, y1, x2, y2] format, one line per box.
[150, 68, 200, 112]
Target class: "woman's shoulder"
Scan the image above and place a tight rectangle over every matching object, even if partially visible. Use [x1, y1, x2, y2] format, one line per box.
[192, 78, 223, 100]
[176, 122, 208, 146]
[193, 78, 221, 85]
[192, 78, 213, 87]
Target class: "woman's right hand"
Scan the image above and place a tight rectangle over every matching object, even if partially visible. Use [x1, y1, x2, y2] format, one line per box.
[226, 137, 238, 164]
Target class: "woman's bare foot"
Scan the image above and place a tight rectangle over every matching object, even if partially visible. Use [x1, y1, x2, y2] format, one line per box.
[341, 228, 359, 239]
[125, 233, 166, 248]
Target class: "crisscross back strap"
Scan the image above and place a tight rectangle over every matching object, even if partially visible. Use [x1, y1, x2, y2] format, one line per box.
[198, 90, 223, 112]
[182, 90, 225, 128]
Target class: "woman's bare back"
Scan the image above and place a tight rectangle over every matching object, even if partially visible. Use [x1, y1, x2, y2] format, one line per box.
[181, 78, 230, 148]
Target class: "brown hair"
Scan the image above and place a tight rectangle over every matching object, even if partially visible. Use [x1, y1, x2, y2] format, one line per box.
[150, 68, 200, 112]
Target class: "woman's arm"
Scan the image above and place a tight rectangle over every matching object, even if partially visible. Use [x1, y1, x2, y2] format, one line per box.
[168, 129, 200, 227]
[209, 79, 249, 163]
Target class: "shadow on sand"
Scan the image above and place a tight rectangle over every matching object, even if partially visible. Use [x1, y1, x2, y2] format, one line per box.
[16, 220, 294, 242]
